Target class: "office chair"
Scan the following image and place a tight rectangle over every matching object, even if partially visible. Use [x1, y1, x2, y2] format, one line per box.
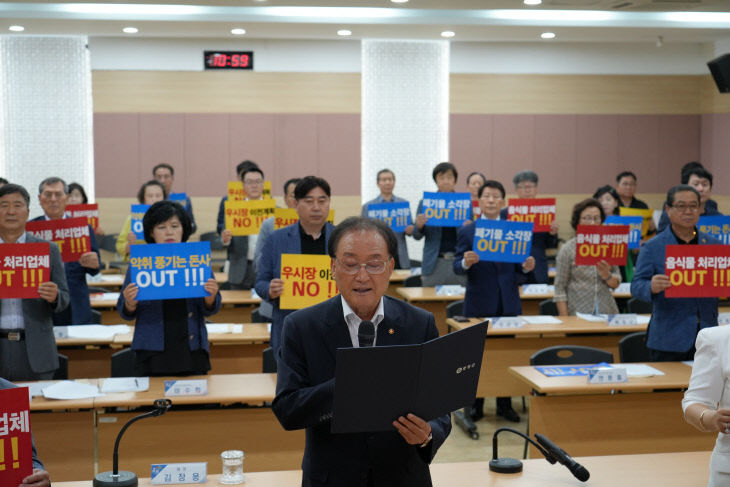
[626, 297, 652, 314]
[53, 354, 69, 380]
[618, 332, 651, 363]
[403, 275, 422, 287]
[446, 300, 464, 319]
[110, 348, 136, 377]
[538, 299, 559, 316]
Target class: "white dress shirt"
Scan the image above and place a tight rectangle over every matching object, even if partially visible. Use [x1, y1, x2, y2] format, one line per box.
[341, 296, 385, 347]
[0, 233, 27, 329]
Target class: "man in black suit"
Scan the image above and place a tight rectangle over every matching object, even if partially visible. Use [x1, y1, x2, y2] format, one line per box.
[272, 216, 451, 487]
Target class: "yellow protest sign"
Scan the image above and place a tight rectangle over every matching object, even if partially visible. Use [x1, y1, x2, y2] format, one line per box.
[227, 180, 272, 201]
[618, 207, 654, 237]
[224, 200, 276, 236]
[279, 254, 338, 310]
[274, 208, 335, 229]
[263, 181, 272, 199]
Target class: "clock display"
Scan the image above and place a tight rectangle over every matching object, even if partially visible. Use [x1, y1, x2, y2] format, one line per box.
[204, 51, 254, 70]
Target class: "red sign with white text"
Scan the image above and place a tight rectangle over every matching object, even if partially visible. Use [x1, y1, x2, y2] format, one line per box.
[664, 245, 730, 298]
[0, 243, 51, 298]
[26, 217, 91, 263]
[574, 224, 630, 266]
[507, 198, 556, 233]
[66, 203, 99, 230]
[0, 387, 34, 486]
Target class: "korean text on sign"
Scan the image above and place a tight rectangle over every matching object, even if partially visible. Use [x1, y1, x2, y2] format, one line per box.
[472, 220, 534, 264]
[506, 198, 556, 233]
[604, 215, 642, 250]
[574, 224, 630, 266]
[227, 181, 272, 202]
[0, 243, 50, 299]
[664, 244, 730, 298]
[618, 207, 654, 238]
[420, 192, 471, 227]
[129, 242, 212, 300]
[367, 202, 412, 232]
[0, 387, 33, 486]
[274, 208, 336, 230]
[280, 254, 338, 310]
[698, 215, 730, 245]
[66, 203, 99, 230]
[130, 204, 150, 240]
[224, 199, 276, 236]
[25, 217, 91, 263]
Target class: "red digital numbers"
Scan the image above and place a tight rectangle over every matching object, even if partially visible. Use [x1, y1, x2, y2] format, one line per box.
[205, 51, 253, 70]
[231, 54, 249, 67]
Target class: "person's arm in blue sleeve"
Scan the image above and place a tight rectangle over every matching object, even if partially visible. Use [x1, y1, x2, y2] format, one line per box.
[453, 224, 472, 275]
[630, 244, 655, 302]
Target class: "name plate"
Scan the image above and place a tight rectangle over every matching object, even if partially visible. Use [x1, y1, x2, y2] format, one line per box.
[607, 314, 639, 326]
[151, 463, 207, 485]
[164, 379, 208, 397]
[435, 285, 465, 296]
[490, 317, 526, 329]
[588, 367, 628, 384]
[521, 284, 553, 295]
[719, 313, 730, 326]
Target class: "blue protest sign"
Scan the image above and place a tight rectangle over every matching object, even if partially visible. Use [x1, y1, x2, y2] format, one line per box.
[367, 202, 412, 232]
[421, 192, 471, 227]
[472, 220, 533, 263]
[129, 241, 212, 300]
[605, 215, 642, 250]
[698, 215, 730, 245]
[169, 192, 187, 203]
[130, 204, 150, 240]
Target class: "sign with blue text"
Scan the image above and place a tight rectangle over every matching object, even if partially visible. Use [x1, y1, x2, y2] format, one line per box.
[129, 242, 212, 300]
[472, 220, 533, 263]
[698, 215, 730, 245]
[367, 202, 412, 232]
[130, 204, 150, 240]
[421, 192, 471, 227]
[169, 193, 187, 203]
[605, 215, 642, 250]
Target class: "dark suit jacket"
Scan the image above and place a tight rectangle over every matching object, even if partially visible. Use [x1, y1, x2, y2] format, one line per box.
[30, 217, 100, 324]
[453, 221, 531, 317]
[499, 208, 556, 284]
[216, 195, 251, 286]
[273, 295, 451, 487]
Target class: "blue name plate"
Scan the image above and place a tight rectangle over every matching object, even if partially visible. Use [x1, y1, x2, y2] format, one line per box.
[164, 379, 208, 396]
[536, 362, 610, 377]
[151, 462, 207, 484]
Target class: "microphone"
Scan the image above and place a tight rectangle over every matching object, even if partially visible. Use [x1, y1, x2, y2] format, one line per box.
[93, 398, 173, 487]
[489, 427, 555, 474]
[357, 320, 375, 348]
[535, 433, 590, 482]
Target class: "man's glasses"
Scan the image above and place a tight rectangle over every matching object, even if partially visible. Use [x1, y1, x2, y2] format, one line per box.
[336, 258, 391, 275]
[670, 203, 700, 212]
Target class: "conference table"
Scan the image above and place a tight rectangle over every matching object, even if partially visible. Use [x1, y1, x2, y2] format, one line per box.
[509, 362, 716, 458]
[56, 451, 711, 487]
[56, 323, 271, 378]
[26, 373, 304, 482]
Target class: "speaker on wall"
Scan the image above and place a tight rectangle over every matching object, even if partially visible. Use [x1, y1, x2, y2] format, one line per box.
[708, 53, 730, 93]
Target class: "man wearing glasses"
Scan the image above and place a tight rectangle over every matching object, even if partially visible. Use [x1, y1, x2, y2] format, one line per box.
[255, 176, 336, 354]
[631, 185, 720, 362]
[273, 216, 450, 487]
[153, 163, 196, 233]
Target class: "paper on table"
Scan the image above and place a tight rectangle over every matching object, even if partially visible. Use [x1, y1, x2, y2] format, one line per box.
[435, 285, 465, 296]
[206, 324, 245, 334]
[521, 284, 555, 295]
[16, 382, 55, 399]
[66, 324, 131, 339]
[521, 315, 563, 324]
[42, 381, 103, 400]
[90, 292, 120, 300]
[612, 364, 664, 377]
[635, 315, 650, 325]
[613, 282, 632, 295]
[576, 312, 608, 322]
[718, 313, 730, 325]
[101, 377, 150, 393]
[682, 361, 694, 367]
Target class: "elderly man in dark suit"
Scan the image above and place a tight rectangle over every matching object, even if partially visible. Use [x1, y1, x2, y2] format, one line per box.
[0, 184, 69, 381]
[273, 216, 451, 487]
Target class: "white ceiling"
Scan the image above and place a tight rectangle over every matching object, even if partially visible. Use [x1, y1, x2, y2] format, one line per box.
[1, 0, 730, 43]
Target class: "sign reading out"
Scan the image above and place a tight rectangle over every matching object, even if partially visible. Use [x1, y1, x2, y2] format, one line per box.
[0, 387, 33, 486]
[66, 203, 99, 230]
[227, 181, 272, 201]
[574, 224, 630, 266]
[279, 254, 338, 310]
[274, 208, 336, 230]
[618, 207, 654, 238]
[0, 243, 50, 299]
[366, 202, 412, 232]
[224, 200, 276, 236]
[25, 217, 91, 263]
[506, 198, 556, 233]
[130, 204, 150, 240]
[472, 220, 534, 263]
[604, 215, 643, 250]
[698, 215, 730, 245]
[421, 192, 471, 227]
[129, 242, 212, 300]
[664, 245, 730, 298]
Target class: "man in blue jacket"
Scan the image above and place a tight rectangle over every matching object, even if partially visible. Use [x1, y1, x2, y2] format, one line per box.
[631, 185, 720, 362]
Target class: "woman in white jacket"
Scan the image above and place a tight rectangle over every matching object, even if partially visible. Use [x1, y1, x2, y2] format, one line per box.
[683, 325, 730, 486]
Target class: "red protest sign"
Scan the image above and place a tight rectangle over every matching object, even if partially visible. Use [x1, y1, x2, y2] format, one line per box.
[26, 217, 91, 263]
[0, 387, 34, 486]
[507, 198, 556, 232]
[664, 245, 730, 298]
[0, 243, 50, 298]
[66, 203, 99, 230]
[574, 224, 630, 266]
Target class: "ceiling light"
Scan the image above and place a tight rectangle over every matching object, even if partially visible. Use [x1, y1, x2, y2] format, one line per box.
[122, 27, 138, 34]
[541, 32, 556, 39]
[524, 0, 542, 4]
[441, 31, 455, 38]
[231, 28, 246, 35]
[8, 25, 24, 32]
[337, 29, 352, 36]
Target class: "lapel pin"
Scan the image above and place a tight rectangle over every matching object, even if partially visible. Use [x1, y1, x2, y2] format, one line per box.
[388, 328, 395, 335]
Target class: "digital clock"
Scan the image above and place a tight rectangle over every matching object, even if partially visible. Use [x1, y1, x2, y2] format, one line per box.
[204, 51, 254, 70]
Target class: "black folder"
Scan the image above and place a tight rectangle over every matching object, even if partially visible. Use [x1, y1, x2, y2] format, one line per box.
[331, 320, 488, 434]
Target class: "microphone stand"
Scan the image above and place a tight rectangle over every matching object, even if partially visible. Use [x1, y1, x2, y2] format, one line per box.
[489, 427, 555, 474]
[93, 398, 173, 487]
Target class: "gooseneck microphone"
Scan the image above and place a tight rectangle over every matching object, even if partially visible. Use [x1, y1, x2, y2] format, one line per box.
[358, 320, 375, 348]
[93, 398, 173, 487]
[535, 433, 590, 482]
[489, 427, 555, 474]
